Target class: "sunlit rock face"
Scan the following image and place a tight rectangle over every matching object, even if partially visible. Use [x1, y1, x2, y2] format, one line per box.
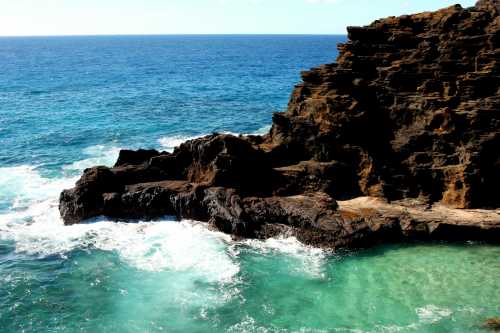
[60, 0, 500, 249]
[271, 0, 500, 208]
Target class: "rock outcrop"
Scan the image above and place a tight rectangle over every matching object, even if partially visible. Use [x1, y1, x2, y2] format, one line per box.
[60, 0, 500, 249]
[271, 0, 500, 208]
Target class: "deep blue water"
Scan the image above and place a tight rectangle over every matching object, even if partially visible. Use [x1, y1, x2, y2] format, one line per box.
[0, 35, 342, 172]
[0, 36, 499, 333]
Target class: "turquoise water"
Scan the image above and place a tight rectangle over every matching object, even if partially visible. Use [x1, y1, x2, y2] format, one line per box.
[0, 36, 499, 332]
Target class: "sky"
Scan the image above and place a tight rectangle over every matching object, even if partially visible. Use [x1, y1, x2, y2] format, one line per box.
[0, 0, 477, 36]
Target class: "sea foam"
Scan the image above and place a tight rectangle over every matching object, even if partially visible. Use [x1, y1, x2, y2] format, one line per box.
[0, 165, 77, 211]
[63, 144, 122, 171]
[242, 237, 328, 279]
[1, 193, 237, 284]
[158, 135, 201, 152]
[0, 141, 326, 285]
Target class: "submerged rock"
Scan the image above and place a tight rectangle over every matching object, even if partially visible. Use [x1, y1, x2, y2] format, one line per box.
[60, 0, 500, 249]
[483, 317, 500, 332]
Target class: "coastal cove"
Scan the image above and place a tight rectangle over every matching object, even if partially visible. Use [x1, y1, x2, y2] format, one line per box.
[1, 4, 500, 333]
[1, 220, 500, 332]
[1, 137, 498, 332]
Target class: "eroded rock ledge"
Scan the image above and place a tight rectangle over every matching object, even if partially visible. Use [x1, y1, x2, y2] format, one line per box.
[60, 0, 500, 249]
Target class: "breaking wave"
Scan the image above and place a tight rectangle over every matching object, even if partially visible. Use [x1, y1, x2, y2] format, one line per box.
[0, 141, 321, 282]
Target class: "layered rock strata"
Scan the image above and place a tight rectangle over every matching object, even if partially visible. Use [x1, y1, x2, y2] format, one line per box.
[60, 0, 500, 249]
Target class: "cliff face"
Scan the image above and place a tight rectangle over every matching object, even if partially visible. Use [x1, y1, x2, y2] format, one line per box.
[270, 0, 500, 208]
[59, 0, 500, 248]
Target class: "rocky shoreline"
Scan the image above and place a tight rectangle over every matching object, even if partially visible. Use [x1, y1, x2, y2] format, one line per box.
[60, 0, 500, 249]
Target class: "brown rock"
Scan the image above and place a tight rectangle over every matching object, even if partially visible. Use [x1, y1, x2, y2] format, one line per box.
[269, 0, 500, 209]
[483, 317, 500, 332]
[59, 0, 500, 249]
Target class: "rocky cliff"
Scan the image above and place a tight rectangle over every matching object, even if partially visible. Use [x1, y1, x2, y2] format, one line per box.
[59, 0, 500, 249]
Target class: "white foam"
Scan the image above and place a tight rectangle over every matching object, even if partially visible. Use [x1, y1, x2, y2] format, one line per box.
[1, 144, 240, 284]
[416, 305, 453, 324]
[158, 135, 201, 152]
[0, 165, 77, 211]
[1, 203, 239, 281]
[5, 201, 230, 279]
[91, 220, 239, 280]
[242, 237, 328, 279]
[365, 305, 453, 333]
[228, 315, 332, 333]
[227, 316, 270, 333]
[63, 144, 121, 171]
[0, 137, 320, 289]
[1, 144, 120, 213]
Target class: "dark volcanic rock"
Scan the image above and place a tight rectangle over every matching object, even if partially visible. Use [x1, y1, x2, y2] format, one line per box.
[114, 149, 165, 167]
[270, 0, 500, 208]
[60, 0, 500, 249]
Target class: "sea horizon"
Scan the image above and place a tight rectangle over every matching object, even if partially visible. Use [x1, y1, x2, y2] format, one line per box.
[0, 33, 347, 38]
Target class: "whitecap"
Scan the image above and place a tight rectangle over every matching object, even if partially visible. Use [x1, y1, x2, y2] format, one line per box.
[0, 199, 239, 281]
[158, 134, 201, 152]
[1, 152, 240, 285]
[63, 144, 121, 172]
[242, 237, 328, 279]
[1, 201, 242, 318]
[86, 219, 239, 281]
[0, 144, 117, 212]
[0, 165, 77, 211]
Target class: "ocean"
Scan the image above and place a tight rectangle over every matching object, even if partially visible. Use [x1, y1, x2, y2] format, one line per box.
[0, 35, 498, 332]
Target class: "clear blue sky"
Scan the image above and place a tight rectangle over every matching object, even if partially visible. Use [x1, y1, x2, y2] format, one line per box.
[0, 0, 477, 36]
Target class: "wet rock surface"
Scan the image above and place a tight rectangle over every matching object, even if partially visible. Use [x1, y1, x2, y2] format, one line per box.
[483, 317, 500, 332]
[60, 0, 500, 249]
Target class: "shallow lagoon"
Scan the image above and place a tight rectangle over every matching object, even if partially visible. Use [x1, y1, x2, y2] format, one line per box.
[1, 216, 499, 332]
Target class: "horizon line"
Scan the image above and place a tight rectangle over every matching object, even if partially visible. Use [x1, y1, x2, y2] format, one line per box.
[0, 33, 348, 38]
